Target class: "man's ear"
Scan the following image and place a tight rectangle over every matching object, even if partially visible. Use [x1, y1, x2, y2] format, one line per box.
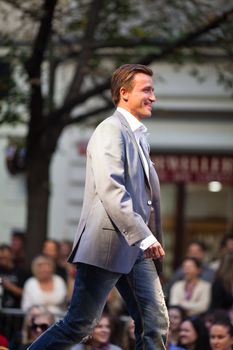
[119, 86, 129, 102]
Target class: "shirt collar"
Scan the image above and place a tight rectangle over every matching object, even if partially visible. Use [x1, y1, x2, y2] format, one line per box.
[117, 107, 147, 136]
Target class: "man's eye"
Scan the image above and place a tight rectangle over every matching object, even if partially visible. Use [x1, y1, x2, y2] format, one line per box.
[144, 88, 153, 93]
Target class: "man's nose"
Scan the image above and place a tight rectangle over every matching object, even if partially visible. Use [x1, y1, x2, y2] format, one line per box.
[150, 92, 156, 102]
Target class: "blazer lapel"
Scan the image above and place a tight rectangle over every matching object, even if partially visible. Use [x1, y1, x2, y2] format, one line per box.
[114, 111, 153, 195]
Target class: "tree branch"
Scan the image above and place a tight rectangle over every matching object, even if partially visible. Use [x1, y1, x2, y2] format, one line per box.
[0, 0, 40, 20]
[139, 5, 233, 65]
[62, 102, 114, 127]
[44, 6, 232, 123]
[64, 0, 105, 102]
[25, 0, 57, 78]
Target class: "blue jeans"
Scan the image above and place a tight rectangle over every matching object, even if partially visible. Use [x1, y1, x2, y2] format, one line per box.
[28, 252, 168, 350]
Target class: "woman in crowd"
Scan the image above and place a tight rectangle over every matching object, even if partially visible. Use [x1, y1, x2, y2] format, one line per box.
[70, 312, 122, 350]
[18, 310, 55, 350]
[21, 255, 67, 315]
[210, 252, 233, 311]
[106, 288, 125, 318]
[169, 257, 211, 316]
[120, 318, 135, 350]
[209, 317, 233, 350]
[178, 316, 211, 350]
[167, 305, 186, 349]
[10, 304, 48, 350]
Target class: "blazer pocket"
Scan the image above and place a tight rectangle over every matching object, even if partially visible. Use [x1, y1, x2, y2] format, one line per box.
[102, 227, 116, 231]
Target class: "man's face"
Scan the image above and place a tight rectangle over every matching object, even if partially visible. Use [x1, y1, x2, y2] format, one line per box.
[120, 73, 156, 121]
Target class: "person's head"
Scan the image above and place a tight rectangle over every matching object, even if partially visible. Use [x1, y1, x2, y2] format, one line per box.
[216, 252, 233, 294]
[58, 240, 72, 261]
[182, 257, 202, 281]
[168, 305, 186, 333]
[31, 255, 55, 281]
[29, 311, 55, 342]
[179, 317, 211, 350]
[121, 317, 136, 350]
[89, 313, 113, 347]
[0, 244, 14, 269]
[22, 304, 48, 343]
[42, 239, 59, 261]
[204, 310, 230, 330]
[186, 240, 208, 262]
[209, 318, 233, 350]
[111, 64, 156, 121]
[127, 318, 135, 341]
[220, 233, 233, 255]
[10, 230, 25, 252]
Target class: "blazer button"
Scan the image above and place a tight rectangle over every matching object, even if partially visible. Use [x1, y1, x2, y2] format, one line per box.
[147, 200, 152, 206]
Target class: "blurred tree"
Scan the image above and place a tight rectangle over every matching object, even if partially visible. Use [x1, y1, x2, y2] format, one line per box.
[0, 0, 232, 266]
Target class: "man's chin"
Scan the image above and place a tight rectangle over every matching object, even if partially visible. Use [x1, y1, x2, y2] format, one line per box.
[141, 112, 152, 119]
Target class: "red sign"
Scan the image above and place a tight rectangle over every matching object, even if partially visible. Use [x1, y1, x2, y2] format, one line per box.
[151, 154, 233, 184]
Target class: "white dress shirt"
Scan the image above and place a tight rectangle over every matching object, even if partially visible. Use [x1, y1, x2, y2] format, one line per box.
[117, 107, 157, 250]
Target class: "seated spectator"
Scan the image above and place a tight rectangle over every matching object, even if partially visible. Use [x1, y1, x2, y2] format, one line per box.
[210, 252, 233, 311]
[70, 312, 122, 350]
[106, 287, 125, 318]
[165, 240, 215, 299]
[120, 317, 135, 350]
[21, 255, 67, 315]
[65, 263, 77, 304]
[178, 317, 211, 350]
[209, 316, 233, 350]
[57, 240, 73, 269]
[10, 230, 26, 270]
[204, 309, 231, 331]
[18, 309, 55, 350]
[10, 304, 48, 350]
[42, 239, 67, 281]
[57, 240, 76, 303]
[167, 305, 186, 348]
[0, 244, 28, 308]
[169, 257, 211, 316]
[210, 233, 233, 271]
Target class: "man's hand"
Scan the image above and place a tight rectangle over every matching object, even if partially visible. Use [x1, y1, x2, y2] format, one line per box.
[144, 242, 165, 259]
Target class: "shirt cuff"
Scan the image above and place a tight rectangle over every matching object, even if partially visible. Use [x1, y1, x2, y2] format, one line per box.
[137, 235, 157, 250]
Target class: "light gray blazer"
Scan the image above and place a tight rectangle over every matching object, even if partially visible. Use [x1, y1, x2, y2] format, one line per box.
[68, 111, 163, 274]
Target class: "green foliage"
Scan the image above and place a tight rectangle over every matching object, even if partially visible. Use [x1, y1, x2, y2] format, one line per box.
[0, 0, 232, 129]
[0, 53, 29, 125]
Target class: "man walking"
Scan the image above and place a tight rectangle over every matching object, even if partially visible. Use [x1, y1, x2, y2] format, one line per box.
[28, 64, 169, 350]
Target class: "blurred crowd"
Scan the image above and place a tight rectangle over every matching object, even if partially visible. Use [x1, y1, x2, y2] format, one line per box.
[0, 230, 232, 350]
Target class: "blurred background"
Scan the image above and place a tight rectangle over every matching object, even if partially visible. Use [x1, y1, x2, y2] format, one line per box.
[0, 0, 232, 279]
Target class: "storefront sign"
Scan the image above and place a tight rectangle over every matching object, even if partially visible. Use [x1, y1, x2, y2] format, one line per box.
[151, 154, 233, 184]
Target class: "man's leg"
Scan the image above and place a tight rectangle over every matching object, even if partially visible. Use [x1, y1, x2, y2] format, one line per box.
[28, 263, 121, 350]
[116, 252, 169, 350]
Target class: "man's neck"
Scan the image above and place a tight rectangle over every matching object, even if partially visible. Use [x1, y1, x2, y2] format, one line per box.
[117, 105, 141, 122]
